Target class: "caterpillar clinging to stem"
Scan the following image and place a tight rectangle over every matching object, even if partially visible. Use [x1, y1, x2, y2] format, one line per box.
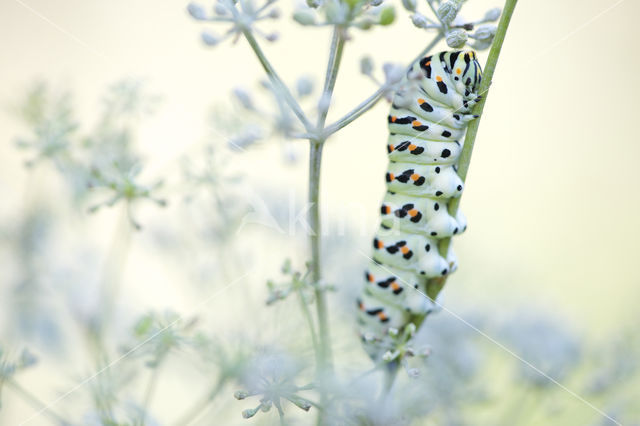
[358, 50, 483, 360]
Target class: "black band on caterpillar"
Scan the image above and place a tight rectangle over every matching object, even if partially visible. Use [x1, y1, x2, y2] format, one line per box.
[359, 50, 482, 361]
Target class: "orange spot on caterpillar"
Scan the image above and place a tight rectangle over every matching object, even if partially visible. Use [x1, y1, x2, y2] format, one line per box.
[384, 206, 391, 214]
[389, 173, 395, 180]
[456, 68, 461, 75]
[417, 98, 425, 104]
[359, 302, 364, 310]
[368, 274, 374, 282]
[377, 240, 384, 249]
[408, 209, 418, 217]
[411, 120, 422, 127]
[436, 76, 443, 82]
[426, 61, 431, 66]
[389, 145, 394, 151]
[408, 144, 417, 150]
[378, 312, 388, 321]
[390, 116, 397, 123]
[410, 173, 420, 181]
[400, 246, 409, 254]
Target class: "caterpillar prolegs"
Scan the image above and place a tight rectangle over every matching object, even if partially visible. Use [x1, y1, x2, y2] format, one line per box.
[357, 50, 483, 360]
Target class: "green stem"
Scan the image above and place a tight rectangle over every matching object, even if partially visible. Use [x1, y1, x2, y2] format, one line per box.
[426, 0, 518, 299]
[5, 379, 71, 425]
[317, 28, 346, 130]
[297, 286, 320, 358]
[323, 34, 443, 136]
[241, 29, 313, 132]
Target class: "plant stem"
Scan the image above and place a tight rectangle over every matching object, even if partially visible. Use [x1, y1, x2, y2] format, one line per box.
[323, 34, 443, 136]
[310, 27, 345, 376]
[241, 29, 313, 132]
[297, 286, 320, 358]
[5, 379, 71, 425]
[317, 29, 346, 130]
[426, 0, 519, 299]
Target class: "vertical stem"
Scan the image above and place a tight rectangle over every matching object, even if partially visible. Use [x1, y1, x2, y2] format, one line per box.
[310, 27, 345, 374]
[309, 141, 330, 369]
[426, 0, 519, 299]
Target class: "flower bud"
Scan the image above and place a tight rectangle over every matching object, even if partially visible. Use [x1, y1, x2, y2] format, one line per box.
[296, 76, 314, 97]
[445, 28, 468, 48]
[264, 32, 279, 42]
[379, 6, 395, 26]
[401, 0, 416, 12]
[474, 24, 496, 41]
[201, 31, 220, 46]
[234, 390, 249, 400]
[187, 2, 208, 20]
[411, 12, 428, 29]
[360, 56, 374, 76]
[484, 7, 501, 21]
[267, 8, 281, 19]
[293, 9, 316, 25]
[242, 407, 259, 418]
[232, 87, 254, 110]
[437, 0, 462, 25]
[214, 2, 228, 16]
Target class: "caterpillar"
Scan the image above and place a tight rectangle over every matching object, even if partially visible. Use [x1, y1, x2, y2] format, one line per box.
[357, 50, 483, 360]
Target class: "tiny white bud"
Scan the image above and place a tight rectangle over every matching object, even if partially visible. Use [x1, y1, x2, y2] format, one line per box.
[293, 10, 316, 25]
[264, 32, 279, 42]
[360, 56, 374, 75]
[267, 8, 281, 18]
[242, 407, 259, 418]
[383, 63, 404, 85]
[445, 28, 468, 48]
[388, 327, 399, 337]
[234, 390, 249, 400]
[437, 0, 462, 25]
[474, 24, 496, 41]
[232, 87, 254, 109]
[401, 0, 416, 12]
[201, 31, 220, 46]
[296, 76, 314, 97]
[214, 2, 228, 16]
[187, 2, 208, 20]
[411, 12, 428, 29]
[405, 322, 416, 336]
[484, 7, 501, 22]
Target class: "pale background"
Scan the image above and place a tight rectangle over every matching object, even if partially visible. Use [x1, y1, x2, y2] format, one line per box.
[1, 0, 639, 424]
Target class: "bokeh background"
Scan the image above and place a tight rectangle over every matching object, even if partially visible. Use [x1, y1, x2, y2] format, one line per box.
[1, 0, 639, 424]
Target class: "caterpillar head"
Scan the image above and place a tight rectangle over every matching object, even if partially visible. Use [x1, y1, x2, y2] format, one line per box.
[449, 50, 482, 96]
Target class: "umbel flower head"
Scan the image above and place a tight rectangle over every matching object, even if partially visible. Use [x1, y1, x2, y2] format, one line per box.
[233, 349, 316, 420]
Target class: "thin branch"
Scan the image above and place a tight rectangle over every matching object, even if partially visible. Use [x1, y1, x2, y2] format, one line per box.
[239, 30, 314, 132]
[323, 34, 444, 137]
[426, 0, 519, 299]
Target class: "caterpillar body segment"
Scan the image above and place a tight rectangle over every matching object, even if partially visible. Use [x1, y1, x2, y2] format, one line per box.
[358, 50, 482, 361]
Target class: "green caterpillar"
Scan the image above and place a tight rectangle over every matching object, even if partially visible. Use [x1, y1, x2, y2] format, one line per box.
[358, 50, 483, 360]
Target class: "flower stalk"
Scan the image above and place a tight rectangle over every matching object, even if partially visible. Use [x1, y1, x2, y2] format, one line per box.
[426, 0, 519, 299]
